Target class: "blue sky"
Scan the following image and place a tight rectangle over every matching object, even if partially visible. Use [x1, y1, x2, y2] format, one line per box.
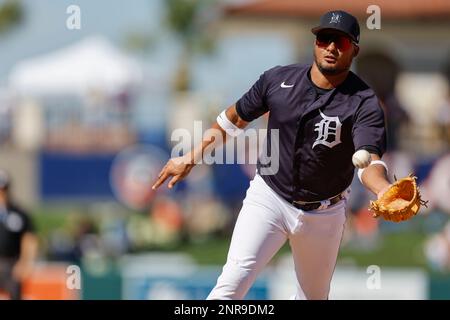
[0, 0, 161, 79]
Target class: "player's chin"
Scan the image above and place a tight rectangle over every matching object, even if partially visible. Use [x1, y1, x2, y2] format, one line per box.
[323, 62, 337, 71]
[318, 63, 339, 75]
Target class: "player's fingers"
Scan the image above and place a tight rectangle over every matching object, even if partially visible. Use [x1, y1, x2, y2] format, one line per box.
[158, 164, 168, 178]
[168, 175, 182, 189]
[152, 171, 170, 190]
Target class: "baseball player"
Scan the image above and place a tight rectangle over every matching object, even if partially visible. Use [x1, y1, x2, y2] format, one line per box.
[152, 10, 392, 300]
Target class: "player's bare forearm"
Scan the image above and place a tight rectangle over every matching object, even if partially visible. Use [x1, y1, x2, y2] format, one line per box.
[13, 232, 38, 281]
[187, 105, 248, 162]
[152, 105, 248, 190]
[19, 232, 38, 263]
[361, 153, 391, 199]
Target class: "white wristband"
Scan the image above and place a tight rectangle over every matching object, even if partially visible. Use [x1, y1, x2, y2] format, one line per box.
[357, 160, 389, 183]
[216, 110, 243, 137]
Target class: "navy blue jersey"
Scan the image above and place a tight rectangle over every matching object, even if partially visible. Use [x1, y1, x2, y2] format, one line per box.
[236, 64, 386, 202]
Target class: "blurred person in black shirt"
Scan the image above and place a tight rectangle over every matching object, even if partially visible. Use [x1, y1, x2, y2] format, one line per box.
[0, 170, 38, 300]
[381, 93, 410, 151]
[437, 59, 450, 146]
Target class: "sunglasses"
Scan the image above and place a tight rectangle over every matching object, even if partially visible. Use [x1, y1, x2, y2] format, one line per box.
[315, 33, 355, 51]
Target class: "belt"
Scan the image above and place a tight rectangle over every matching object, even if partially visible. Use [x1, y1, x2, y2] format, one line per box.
[292, 193, 345, 211]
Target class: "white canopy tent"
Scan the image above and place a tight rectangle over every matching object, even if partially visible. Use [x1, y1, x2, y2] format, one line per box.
[8, 36, 143, 96]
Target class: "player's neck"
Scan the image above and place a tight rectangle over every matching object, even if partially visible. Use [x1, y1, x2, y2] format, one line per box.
[310, 63, 349, 89]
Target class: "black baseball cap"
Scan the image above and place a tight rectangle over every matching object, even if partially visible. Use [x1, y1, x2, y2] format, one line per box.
[311, 10, 360, 44]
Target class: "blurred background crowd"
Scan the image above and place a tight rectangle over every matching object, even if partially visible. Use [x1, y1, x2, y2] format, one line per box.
[0, 0, 449, 299]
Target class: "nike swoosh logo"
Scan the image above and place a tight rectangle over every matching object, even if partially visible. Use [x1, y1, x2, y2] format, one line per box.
[280, 82, 294, 88]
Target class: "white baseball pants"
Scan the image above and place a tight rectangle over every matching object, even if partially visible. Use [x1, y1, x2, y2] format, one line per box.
[207, 173, 347, 300]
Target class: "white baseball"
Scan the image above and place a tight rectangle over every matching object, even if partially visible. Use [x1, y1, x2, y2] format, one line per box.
[352, 149, 372, 169]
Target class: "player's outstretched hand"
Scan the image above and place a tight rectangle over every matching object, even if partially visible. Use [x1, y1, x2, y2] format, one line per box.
[369, 174, 427, 222]
[152, 155, 195, 190]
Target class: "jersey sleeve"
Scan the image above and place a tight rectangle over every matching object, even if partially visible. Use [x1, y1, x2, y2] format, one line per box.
[352, 95, 387, 157]
[235, 70, 270, 122]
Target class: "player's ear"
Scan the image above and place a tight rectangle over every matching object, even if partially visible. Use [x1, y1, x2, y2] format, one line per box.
[353, 45, 360, 58]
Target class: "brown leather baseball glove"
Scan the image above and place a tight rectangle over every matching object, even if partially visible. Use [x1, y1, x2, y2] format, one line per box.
[369, 174, 428, 222]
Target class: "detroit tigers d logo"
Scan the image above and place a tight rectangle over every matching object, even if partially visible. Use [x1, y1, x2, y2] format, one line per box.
[330, 13, 341, 24]
[312, 111, 342, 149]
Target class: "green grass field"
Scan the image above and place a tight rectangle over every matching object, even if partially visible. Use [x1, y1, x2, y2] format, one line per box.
[31, 208, 432, 270]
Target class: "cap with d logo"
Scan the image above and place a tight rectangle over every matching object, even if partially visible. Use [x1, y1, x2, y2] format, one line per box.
[311, 10, 360, 43]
